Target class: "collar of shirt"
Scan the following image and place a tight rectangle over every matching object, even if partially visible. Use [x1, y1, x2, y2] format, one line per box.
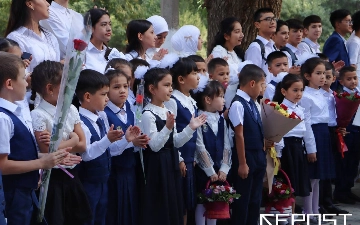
[199, 110, 220, 122]
[172, 89, 197, 109]
[0, 98, 20, 114]
[337, 32, 347, 44]
[79, 107, 99, 123]
[88, 42, 107, 53]
[38, 99, 56, 116]
[305, 86, 321, 95]
[51, 1, 71, 15]
[282, 98, 298, 110]
[236, 89, 251, 102]
[256, 35, 273, 48]
[285, 43, 301, 54]
[107, 100, 126, 114]
[16, 26, 44, 42]
[304, 37, 320, 51]
[343, 86, 359, 94]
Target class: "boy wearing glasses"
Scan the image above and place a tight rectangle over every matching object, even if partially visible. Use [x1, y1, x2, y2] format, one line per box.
[245, 8, 277, 82]
[298, 15, 323, 54]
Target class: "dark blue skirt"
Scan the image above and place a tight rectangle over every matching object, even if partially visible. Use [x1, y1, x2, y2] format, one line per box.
[106, 166, 138, 225]
[308, 123, 336, 179]
[182, 162, 196, 211]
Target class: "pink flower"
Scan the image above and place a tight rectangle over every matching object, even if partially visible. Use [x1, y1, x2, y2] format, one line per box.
[213, 189, 220, 194]
[229, 198, 234, 203]
[220, 186, 226, 192]
[280, 190, 285, 194]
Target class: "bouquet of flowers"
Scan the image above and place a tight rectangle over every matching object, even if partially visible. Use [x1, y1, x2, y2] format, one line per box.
[333, 91, 360, 157]
[198, 180, 240, 219]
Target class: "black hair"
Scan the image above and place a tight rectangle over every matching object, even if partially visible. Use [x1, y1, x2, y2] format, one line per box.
[75, 69, 109, 102]
[193, 80, 225, 111]
[324, 61, 335, 74]
[303, 15, 322, 29]
[316, 53, 329, 61]
[105, 58, 132, 72]
[130, 58, 150, 97]
[207, 58, 229, 74]
[144, 68, 171, 99]
[238, 64, 265, 87]
[30, 61, 63, 110]
[273, 73, 304, 103]
[0, 52, 25, 91]
[300, 57, 325, 86]
[126, 20, 153, 54]
[187, 55, 205, 63]
[339, 66, 356, 80]
[266, 51, 288, 65]
[352, 11, 360, 32]
[286, 19, 304, 30]
[212, 17, 241, 50]
[88, 8, 109, 28]
[330, 9, 351, 28]
[104, 69, 130, 84]
[276, 20, 288, 33]
[254, 8, 274, 22]
[5, 0, 32, 36]
[0, 38, 20, 52]
[170, 57, 198, 90]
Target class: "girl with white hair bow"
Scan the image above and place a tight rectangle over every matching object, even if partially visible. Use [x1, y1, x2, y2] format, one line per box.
[171, 25, 203, 57]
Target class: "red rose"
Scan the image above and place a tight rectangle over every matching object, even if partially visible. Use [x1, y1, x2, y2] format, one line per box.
[280, 104, 288, 110]
[269, 102, 276, 107]
[264, 99, 270, 104]
[136, 94, 144, 104]
[342, 92, 351, 97]
[73, 39, 88, 51]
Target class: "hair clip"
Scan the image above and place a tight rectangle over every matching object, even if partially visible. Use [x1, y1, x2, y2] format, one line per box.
[104, 66, 115, 74]
[134, 65, 150, 80]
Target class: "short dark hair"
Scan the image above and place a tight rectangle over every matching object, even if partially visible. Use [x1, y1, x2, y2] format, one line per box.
[193, 80, 224, 110]
[324, 61, 335, 75]
[76, 69, 109, 102]
[316, 53, 329, 61]
[254, 8, 274, 22]
[207, 58, 229, 74]
[187, 55, 205, 63]
[0, 38, 19, 52]
[104, 69, 130, 84]
[330, 9, 351, 28]
[144, 68, 171, 98]
[286, 19, 304, 30]
[276, 20, 288, 33]
[170, 57, 198, 90]
[266, 51, 288, 65]
[0, 52, 24, 91]
[352, 11, 360, 32]
[239, 64, 265, 87]
[339, 66, 356, 80]
[303, 15, 322, 29]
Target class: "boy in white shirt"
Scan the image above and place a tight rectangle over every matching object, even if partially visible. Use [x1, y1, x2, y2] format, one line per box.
[282, 19, 304, 68]
[298, 15, 322, 54]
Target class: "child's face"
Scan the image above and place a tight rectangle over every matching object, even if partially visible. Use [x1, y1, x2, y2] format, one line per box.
[340, 71, 358, 90]
[140, 25, 156, 50]
[197, 35, 203, 51]
[305, 64, 325, 88]
[8, 46, 22, 58]
[155, 31, 168, 48]
[108, 76, 129, 107]
[281, 81, 304, 103]
[92, 14, 112, 43]
[249, 76, 266, 99]
[182, 70, 200, 90]
[151, 74, 173, 102]
[210, 65, 230, 89]
[195, 62, 207, 76]
[304, 23, 322, 42]
[323, 70, 335, 90]
[224, 22, 244, 48]
[11, 67, 28, 101]
[268, 57, 289, 76]
[45, 83, 60, 105]
[206, 92, 225, 112]
[89, 86, 109, 111]
[255, 12, 277, 34]
[272, 25, 289, 49]
[119, 64, 133, 88]
[288, 28, 303, 46]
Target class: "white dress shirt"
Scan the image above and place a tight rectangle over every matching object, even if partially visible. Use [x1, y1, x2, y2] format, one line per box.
[84, 42, 108, 73]
[164, 90, 197, 117]
[263, 72, 287, 100]
[40, 1, 84, 59]
[320, 89, 337, 127]
[283, 43, 303, 67]
[347, 34, 360, 88]
[245, 35, 276, 81]
[124, 50, 161, 68]
[300, 87, 329, 125]
[195, 110, 231, 176]
[228, 89, 253, 127]
[298, 38, 321, 54]
[0, 98, 35, 155]
[7, 26, 60, 72]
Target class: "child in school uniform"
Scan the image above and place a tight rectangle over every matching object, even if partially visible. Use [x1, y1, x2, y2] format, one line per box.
[188, 55, 208, 77]
[228, 64, 267, 225]
[299, 58, 336, 223]
[141, 68, 206, 225]
[282, 19, 304, 68]
[29, 60, 92, 225]
[146, 15, 169, 59]
[208, 58, 230, 90]
[0, 52, 74, 225]
[298, 15, 322, 54]
[75, 69, 140, 225]
[103, 69, 149, 225]
[193, 80, 232, 225]
[171, 25, 203, 57]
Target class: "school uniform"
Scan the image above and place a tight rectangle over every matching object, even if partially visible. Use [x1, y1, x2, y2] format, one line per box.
[124, 50, 161, 68]
[39, 1, 84, 59]
[84, 42, 108, 74]
[298, 37, 321, 54]
[104, 101, 138, 225]
[165, 90, 198, 210]
[263, 72, 287, 100]
[228, 90, 266, 225]
[0, 173, 6, 225]
[141, 103, 195, 225]
[0, 98, 39, 225]
[299, 87, 336, 180]
[282, 43, 303, 67]
[347, 33, 360, 89]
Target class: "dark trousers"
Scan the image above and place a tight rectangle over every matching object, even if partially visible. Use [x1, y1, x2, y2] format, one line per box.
[334, 129, 360, 198]
[82, 182, 108, 225]
[231, 149, 266, 225]
[319, 179, 333, 206]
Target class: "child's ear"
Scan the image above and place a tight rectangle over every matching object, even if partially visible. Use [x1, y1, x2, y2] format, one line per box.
[138, 32, 143, 41]
[223, 33, 230, 41]
[178, 75, 185, 85]
[84, 92, 91, 103]
[268, 66, 273, 73]
[46, 83, 54, 95]
[332, 75, 337, 82]
[149, 84, 155, 95]
[249, 80, 256, 87]
[204, 96, 212, 105]
[4, 79, 14, 90]
[254, 21, 261, 29]
[281, 88, 286, 96]
[303, 28, 309, 36]
[304, 73, 312, 81]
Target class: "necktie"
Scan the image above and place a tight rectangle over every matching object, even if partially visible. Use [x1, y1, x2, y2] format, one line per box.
[248, 99, 258, 121]
[96, 118, 106, 138]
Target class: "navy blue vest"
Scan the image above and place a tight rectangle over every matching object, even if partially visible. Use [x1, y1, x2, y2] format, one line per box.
[104, 101, 135, 168]
[79, 115, 111, 183]
[0, 172, 5, 222]
[229, 95, 264, 151]
[171, 96, 198, 163]
[0, 107, 39, 190]
[202, 117, 225, 170]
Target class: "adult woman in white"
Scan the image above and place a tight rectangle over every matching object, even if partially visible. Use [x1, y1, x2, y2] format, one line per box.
[171, 25, 203, 57]
[146, 15, 169, 59]
[6, 0, 60, 73]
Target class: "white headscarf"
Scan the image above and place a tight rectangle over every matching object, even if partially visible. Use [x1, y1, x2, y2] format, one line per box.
[147, 15, 169, 35]
[171, 25, 200, 57]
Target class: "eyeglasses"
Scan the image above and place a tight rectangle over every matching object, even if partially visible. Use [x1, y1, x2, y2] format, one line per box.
[342, 20, 353, 25]
[258, 17, 278, 23]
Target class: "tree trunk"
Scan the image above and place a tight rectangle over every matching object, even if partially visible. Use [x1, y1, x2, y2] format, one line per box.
[161, 0, 179, 29]
[205, 0, 282, 55]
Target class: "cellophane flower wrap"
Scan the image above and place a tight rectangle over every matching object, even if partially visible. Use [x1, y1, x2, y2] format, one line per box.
[37, 13, 92, 222]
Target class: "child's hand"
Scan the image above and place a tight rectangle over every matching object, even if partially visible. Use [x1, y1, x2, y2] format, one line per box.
[60, 154, 82, 166]
[205, 54, 214, 65]
[41, 147, 71, 169]
[238, 163, 249, 179]
[307, 153, 317, 163]
[218, 171, 227, 182]
[23, 59, 31, 68]
[124, 125, 141, 142]
[132, 134, 150, 148]
[338, 127, 349, 136]
[333, 60, 345, 72]
[264, 139, 274, 150]
[39, 130, 51, 146]
[210, 174, 219, 182]
[166, 112, 175, 130]
[152, 48, 168, 61]
[107, 124, 124, 143]
[289, 66, 301, 75]
[189, 114, 207, 130]
[179, 161, 187, 177]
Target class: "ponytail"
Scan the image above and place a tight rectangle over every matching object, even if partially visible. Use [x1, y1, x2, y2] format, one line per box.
[272, 81, 285, 103]
[29, 89, 37, 111]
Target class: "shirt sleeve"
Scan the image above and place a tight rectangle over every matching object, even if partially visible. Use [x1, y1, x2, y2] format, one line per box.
[220, 121, 232, 175]
[164, 98, 177, 117]
[0, 113, 12, 155]
[274, 138, 285, 157]
[30, 110, 47, 132]
[245, 43, 262, 67]
[297, 42, 312, 54]
[299, 98, 317, 154]
[173, 123, 196, 148]
[195, 126, 216, 177]
[228, 101, 244, 127]
[347, 41, 360, 65]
